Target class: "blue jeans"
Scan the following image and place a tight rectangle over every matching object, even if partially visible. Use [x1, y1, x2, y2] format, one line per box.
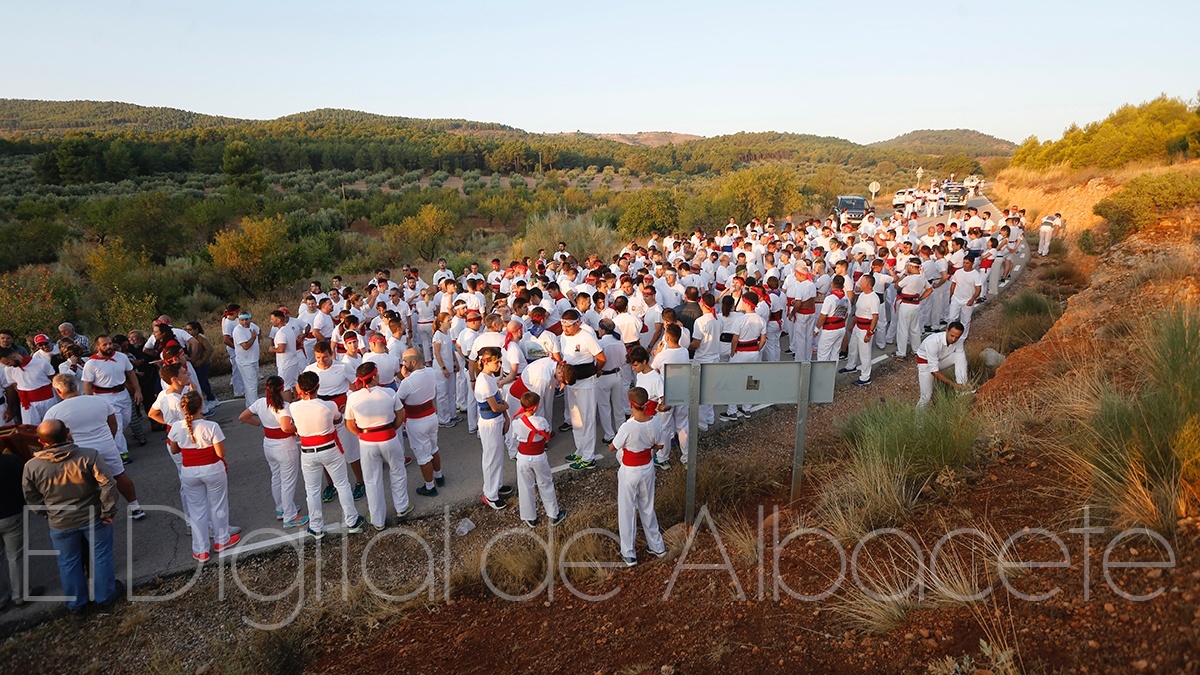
[48, 521, 116, 611]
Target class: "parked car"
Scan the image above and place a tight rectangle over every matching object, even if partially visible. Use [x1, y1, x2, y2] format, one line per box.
[943, 182, 969, 209]
[835, 195, 869, 224]
[892, 189, 910, 209]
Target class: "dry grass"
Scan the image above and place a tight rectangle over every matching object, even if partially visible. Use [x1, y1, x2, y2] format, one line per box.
[998, 291, 1061, 353]
[716, 514, 763, 566]
[830, 533, 923, 634]
[815, 454, 920, 544]
[510, 211, 620, 263]
[655, 451, 783, 526]
[996, 159, 1200, 193]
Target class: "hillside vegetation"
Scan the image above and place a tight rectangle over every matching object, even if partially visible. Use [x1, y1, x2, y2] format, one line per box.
[1011, 95, 1200, 170]
[870, 128, 1016, 157]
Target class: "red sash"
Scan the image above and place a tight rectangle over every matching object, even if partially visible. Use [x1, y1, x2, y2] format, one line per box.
[508, 377, 531, 400]
[621, 447, 652, 467]
[899, 294, 921, 305]
[319, 392, 348, 411]
[403, 399, 435, 419]
[516, 416, 548, 456]
[181, 445, 220, 467]
[854, 318, 874, 330]
[17, 385, 53, 409]
[916, 356, 929, 365]
[736, 340, 759, 353]
[823, 317, 846, 330]
[358, 425, 397, 442]
[263, 426, 293, 440]
[768, 310, 783, 322]
[797, 307, 816, 315]
[644, 400, 659, 416]
[300, 431, 343, 453]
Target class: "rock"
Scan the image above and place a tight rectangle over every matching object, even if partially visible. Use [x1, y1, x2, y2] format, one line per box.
[1088, 640, 1100, 649]
[980, 348, 1006, 368]
[762, 508, 791, 530]
[1104, 603, 1116, 613]
[661, 666, 677, 675]
[918, 628, 930, 638]
[1132, 659, 1149, 671]
[664, 523, 694, 549]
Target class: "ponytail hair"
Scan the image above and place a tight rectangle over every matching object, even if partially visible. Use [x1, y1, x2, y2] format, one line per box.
[264, 375, 285, 412]
[181, 391, 203, 444]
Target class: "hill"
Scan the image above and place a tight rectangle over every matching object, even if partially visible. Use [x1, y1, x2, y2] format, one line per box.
[870, 128, 1016, 157]
[590, 131, 704, 147]
[0, 99, 247, 135]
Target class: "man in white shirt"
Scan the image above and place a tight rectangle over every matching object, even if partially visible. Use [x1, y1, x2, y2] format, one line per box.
[840, 275, 880, 386]
[916, 323, 971, 408]
[594, 320, 628, 444]
[220, 305, 245, 398]
[269, 310, 303, 390]
[946, 256, 982, 340]
[81, 335, 142, 463]
[560, 311, 606, 471]
[231, 312, 261, 408]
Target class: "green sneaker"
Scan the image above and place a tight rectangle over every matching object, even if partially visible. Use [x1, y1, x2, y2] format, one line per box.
[653, 458, 671, 471]
[321, 484, 336, 503]
[352, 483, 366, 501]
[569, 459, 596, 471]
[564, 453, 582, 463]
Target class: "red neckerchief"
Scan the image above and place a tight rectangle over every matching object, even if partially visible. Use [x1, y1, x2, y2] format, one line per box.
[93, 351, 116, 362]
[18, 354, 32, 369]
[831, 289, 846, 299]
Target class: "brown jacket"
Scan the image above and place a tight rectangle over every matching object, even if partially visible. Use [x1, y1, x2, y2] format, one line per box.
[22, 442, 118, 530]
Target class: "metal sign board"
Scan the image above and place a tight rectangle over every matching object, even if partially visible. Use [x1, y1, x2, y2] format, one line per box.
[868, 180, 881, 194]
[663, 361, 836, 406]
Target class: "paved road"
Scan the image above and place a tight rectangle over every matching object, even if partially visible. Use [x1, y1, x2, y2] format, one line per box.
[4, 193, 1026, 631]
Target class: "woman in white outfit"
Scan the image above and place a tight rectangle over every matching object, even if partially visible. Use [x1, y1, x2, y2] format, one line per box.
[238, 375, 307, 528]
[413, 288, 438, 365]
[168, 391, 239, 563]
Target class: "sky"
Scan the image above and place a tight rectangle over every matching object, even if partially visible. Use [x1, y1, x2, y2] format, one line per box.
[2, 0, 1197, 145]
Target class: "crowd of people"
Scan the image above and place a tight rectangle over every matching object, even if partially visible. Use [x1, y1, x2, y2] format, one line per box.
[1, 196, 1034, 613]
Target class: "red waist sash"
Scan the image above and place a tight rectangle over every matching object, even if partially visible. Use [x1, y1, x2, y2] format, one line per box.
[181, 445, 220, 467]
[17, 385, 53, 409]
[263, 426, 293, 440]
[621, 447, 652, 467]
[403, 399, 435, 419]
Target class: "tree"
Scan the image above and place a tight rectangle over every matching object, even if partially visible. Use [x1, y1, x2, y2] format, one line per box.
[222, 140, 263, 190]
[208, 216, 291, 298]
[719, 164, 805, 221]
[377, 204, 456, 263]
[617, 189, 678, 238]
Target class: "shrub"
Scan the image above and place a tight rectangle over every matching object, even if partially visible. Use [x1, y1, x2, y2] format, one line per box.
[1076, 228, 1102, 255]
[510, 211, 619, 263]
[1060, 303, 1200, 532]
[999, 291, 1060, 352]
[838, 391, 980, 479]
[0, 267, 78, 338]
[1092, 171, 1200, 245]
[816, 453, 918, 544]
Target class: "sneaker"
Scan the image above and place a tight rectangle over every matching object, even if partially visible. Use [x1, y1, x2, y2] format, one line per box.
[498, 485, 514, 498]
[120, 452, 131, 464]
[569, 459, 597, 471]
[284, 514, 310, 528]
[439, 420, 458, 428]
[648, 547, 667, 558]
[213, 533, 241, 552]
[718, 413, 739, 422]
[449, 415, 463, 422]
[435, 475, 445, 487]
[551, 509, 568, 525]
[958, 388, 978, 397]
[623, 556, 638, 567]
[601, 437, 614, 445]
[275, 509, 284, 521]
[509, 455, 517, 462]
[322, 484, 336, 503]
[654, 458, 671, 470]
[698, 424, 709, 432]
[347, 515, 367, 534]
[352, 483, 366, 501]
[307, 527, 325, 540]
[396, 502, 414, 519]
[852, 379, 872, 387]
[837, 367, 855, 374]
[564, 453, 582, 463]
[468, 428, 478, 436]
[229, 525, 241, 536]
[482, 495, 507, 510]
[416, 485, 439, 497]
[373, 523, 386, 532]
[524, 519, 538, 529]
[558, 422, 572, 432]
[404, 456, 413, 467]
[130, 508, 146, 521]
[192, 551, 211, 563]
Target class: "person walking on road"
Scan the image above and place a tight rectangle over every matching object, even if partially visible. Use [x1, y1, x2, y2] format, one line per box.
[238, 375, 307, 529]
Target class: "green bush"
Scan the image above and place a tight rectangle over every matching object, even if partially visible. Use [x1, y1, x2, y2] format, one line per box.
[1092, 171, 1200, 245]
[838, 390, 979, 479]
[1076, 228, 1102, 255]
[999, 291, 1060, 352]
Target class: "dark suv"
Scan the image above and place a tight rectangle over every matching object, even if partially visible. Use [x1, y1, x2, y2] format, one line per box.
[943, 183, 969, 209]
[835, 195, 869, 224]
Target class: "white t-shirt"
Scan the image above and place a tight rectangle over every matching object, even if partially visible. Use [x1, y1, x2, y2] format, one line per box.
[231, 323, 260, 364]
[81, 352, 132, 390]
[613, 417, 659, 463]
[345, 387, 401, 429]
[248, 397, 291, 433]
[559, 330, 603, 367]
[286, 398, 341, 438]
[45, 396, 115, 452]
[168, 419, 225, 450]
[363, 352, 400, 386]
[950, 269, 982, 303]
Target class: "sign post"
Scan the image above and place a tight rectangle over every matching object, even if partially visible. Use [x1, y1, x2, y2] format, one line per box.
[868, 181, 880, 209]
[916, 166, 924, 188]
[664, 361, 836, 523]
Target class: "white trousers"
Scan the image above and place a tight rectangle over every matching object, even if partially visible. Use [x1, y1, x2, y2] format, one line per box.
[566, 377, 598, 461]
[1038, 226, 1053, 256]
[918, 353, 969, 408]
[406, 414, 439, 465]
[236, 360, 259, 408]
[169, 447, 189, 518]
[20, 397, 56, 426]
[657, 406, 689, 464]
[415, 323, 435, 363]
[873, 307, 889, 350]
[359, 436, 410, 527]
[844, 326, 874, 381]
[516, 453, 560, 522]
[791, 313, 816, 362]
[435, 368, 456, 424]
[455, 361, 470, 412]
[763, 323, 782, 363]
[262, 438, 300, 521]
[301, 447, 358, 532]
[987, 263, 1002, 298]
[97, 391, 131, 456]
[947, 299, 975, 340]
[181, 463, 229, 555]
[895, 302, 922, 357]
[226, 347, 243, 396]
[479, 415, 506, 501]
[618, 463, 664, 559]
[816, 327, 845, 364]
[727, 350, 760, 414]
[595, 372, 625, 440]
[337, 422, 360, 464]
[278, 355, 302, 391]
